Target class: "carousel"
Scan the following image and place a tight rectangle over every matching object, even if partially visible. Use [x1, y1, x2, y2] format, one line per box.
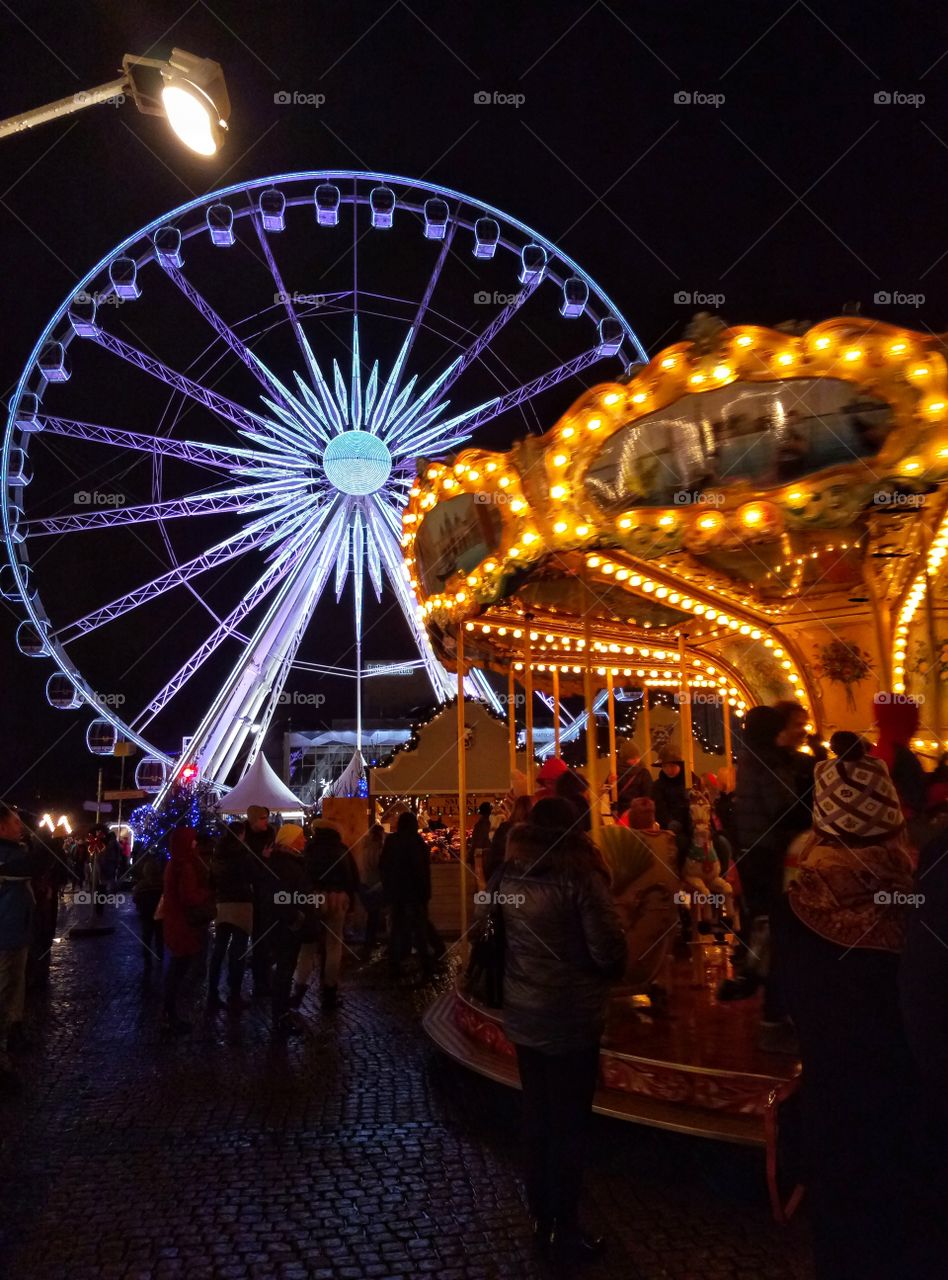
[403, 315, 948, 1219]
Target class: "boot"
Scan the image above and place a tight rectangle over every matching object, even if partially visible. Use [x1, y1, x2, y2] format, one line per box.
[289, 982, 307, 1009]
[321, 984, 339, 1011]
[548, 1221, 605, 1260]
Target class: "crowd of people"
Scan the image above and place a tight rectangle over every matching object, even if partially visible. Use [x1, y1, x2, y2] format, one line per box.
[2, 693, 948, 1275]
[141, 805, 452, 1039]
[475, 695, 948, 1273]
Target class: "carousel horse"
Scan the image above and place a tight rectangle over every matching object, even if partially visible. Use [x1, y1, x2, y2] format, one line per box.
[682, 787, 740, 934]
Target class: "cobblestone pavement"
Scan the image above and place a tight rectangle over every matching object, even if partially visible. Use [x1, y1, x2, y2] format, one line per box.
[1, 899, 813, 1280]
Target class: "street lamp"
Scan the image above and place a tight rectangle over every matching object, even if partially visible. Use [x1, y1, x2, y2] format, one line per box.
[0, 47, 230, 155]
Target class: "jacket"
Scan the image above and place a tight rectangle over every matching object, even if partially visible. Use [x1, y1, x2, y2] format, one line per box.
[0, 837, 46, 950]
[161, 831, 213, 957]
[268, 848, 318, 941]
[380, 831, 431, 906]
[735, 745, 814, 912]
[617, 763, 653, 811]
[494, 822, 627, 1053]
[210, 834, 256, 904]
[305, 828, 359, 902]
[132, 851, 166, 910]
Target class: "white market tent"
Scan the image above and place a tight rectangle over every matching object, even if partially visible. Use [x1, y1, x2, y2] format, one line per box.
[217, 752, 303, 814]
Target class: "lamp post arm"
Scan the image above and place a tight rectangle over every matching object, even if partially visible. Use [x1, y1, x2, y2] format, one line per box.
[0, 75, 130, 139]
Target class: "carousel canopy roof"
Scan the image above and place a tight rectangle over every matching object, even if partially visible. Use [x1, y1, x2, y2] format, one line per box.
[400, 317, 948, 733]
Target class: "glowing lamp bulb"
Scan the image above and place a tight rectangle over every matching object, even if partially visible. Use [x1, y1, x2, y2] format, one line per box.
[161, 85, 220, 156]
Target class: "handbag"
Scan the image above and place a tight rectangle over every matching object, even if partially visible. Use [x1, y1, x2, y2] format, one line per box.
[465, 870, 506, 1009]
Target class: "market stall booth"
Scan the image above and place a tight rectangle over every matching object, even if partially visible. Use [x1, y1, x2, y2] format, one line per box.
[404, 316, 948, 1215]
[371, 699, 526, 931]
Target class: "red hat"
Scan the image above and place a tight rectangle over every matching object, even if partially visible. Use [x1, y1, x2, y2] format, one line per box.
[536, 757, 569, 784]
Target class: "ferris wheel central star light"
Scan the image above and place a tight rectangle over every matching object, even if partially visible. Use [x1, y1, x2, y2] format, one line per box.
[323, 430, 392, 496]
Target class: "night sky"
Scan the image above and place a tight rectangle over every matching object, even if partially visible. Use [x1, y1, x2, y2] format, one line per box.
[2, 0, 946, 813]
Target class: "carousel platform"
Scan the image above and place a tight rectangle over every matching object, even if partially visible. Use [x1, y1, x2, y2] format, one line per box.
[424, 950, 804, 1220]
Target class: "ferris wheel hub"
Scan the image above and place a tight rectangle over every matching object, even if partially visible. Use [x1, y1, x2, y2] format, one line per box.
[322, 429, 393, 496]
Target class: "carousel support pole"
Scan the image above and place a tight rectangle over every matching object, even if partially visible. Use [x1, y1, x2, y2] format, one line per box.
[457, 630, 469, 954]
[678, 633, 696, 783]
[925, 570, 945, 740]
[582, 597, 602, 839]
[606, 668, 618, 805]
[552, 666, 561, 759]
[523, 625, 535, 793]
[642, 683, 652, 765]
[722, 694, 734, 768]
[507, 666, 517, 779]
[864, 562, 893, 692]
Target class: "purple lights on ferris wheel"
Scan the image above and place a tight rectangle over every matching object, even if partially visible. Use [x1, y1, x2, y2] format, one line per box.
[314, 183, 341, 226]
[258, 188, 286, 232]
[2, 170, 644, 792]
[369, 186, 396, 228]
[206, 203, 234, 246]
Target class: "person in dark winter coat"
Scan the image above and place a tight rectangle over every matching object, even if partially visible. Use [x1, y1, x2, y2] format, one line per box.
[291, 821, 358, 1010]
[553, 768, 592, 832]
[132, 846, 166, 980]
[899, 823, 948, 1273]
[380, 812, 434, 978]
[489, 796, 626, 1260]
[207, 822, 256, 1011]
[780, 737, 917, 1280]
[736, 706, 814, 913]
[652, 747, 692, 859]
[243, 805, 275, 996]
[0, 803, 48, 1087]
[267, 824, 315, 1037]
[485, 794, 533, 884]
[727, 704, 814, 1046]
[616, 744, 652, 814]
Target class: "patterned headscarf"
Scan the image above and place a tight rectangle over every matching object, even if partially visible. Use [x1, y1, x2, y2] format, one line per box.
[790, 755, 914, 952]
[812, 755, 904, 845]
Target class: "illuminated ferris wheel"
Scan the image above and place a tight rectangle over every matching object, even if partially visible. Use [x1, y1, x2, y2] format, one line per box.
[1, 171, 644, 795]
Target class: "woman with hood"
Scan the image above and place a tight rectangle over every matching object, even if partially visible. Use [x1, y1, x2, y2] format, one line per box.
[780, 732, 917, 1279]
[488, 796, 626, 1261]
[160, 827, 213, 1034]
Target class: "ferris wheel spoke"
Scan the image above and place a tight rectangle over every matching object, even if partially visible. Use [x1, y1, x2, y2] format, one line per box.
[22, 489, 288, 538]
[424, 277, 543, 409]
[376, 217, 459, 416]
[427, 344, 604, 441]
[82, 326, 293, 449]
[173, 505, 350, 787]
[53, 519, 287, 645]
[161, 261, 327, 455]
[249, 206, 335, 441]
[132, 513, 331, 731]
[34, 415, 304, 475]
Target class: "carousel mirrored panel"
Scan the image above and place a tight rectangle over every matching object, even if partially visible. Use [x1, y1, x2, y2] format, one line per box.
[585, 377, 893, 512]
